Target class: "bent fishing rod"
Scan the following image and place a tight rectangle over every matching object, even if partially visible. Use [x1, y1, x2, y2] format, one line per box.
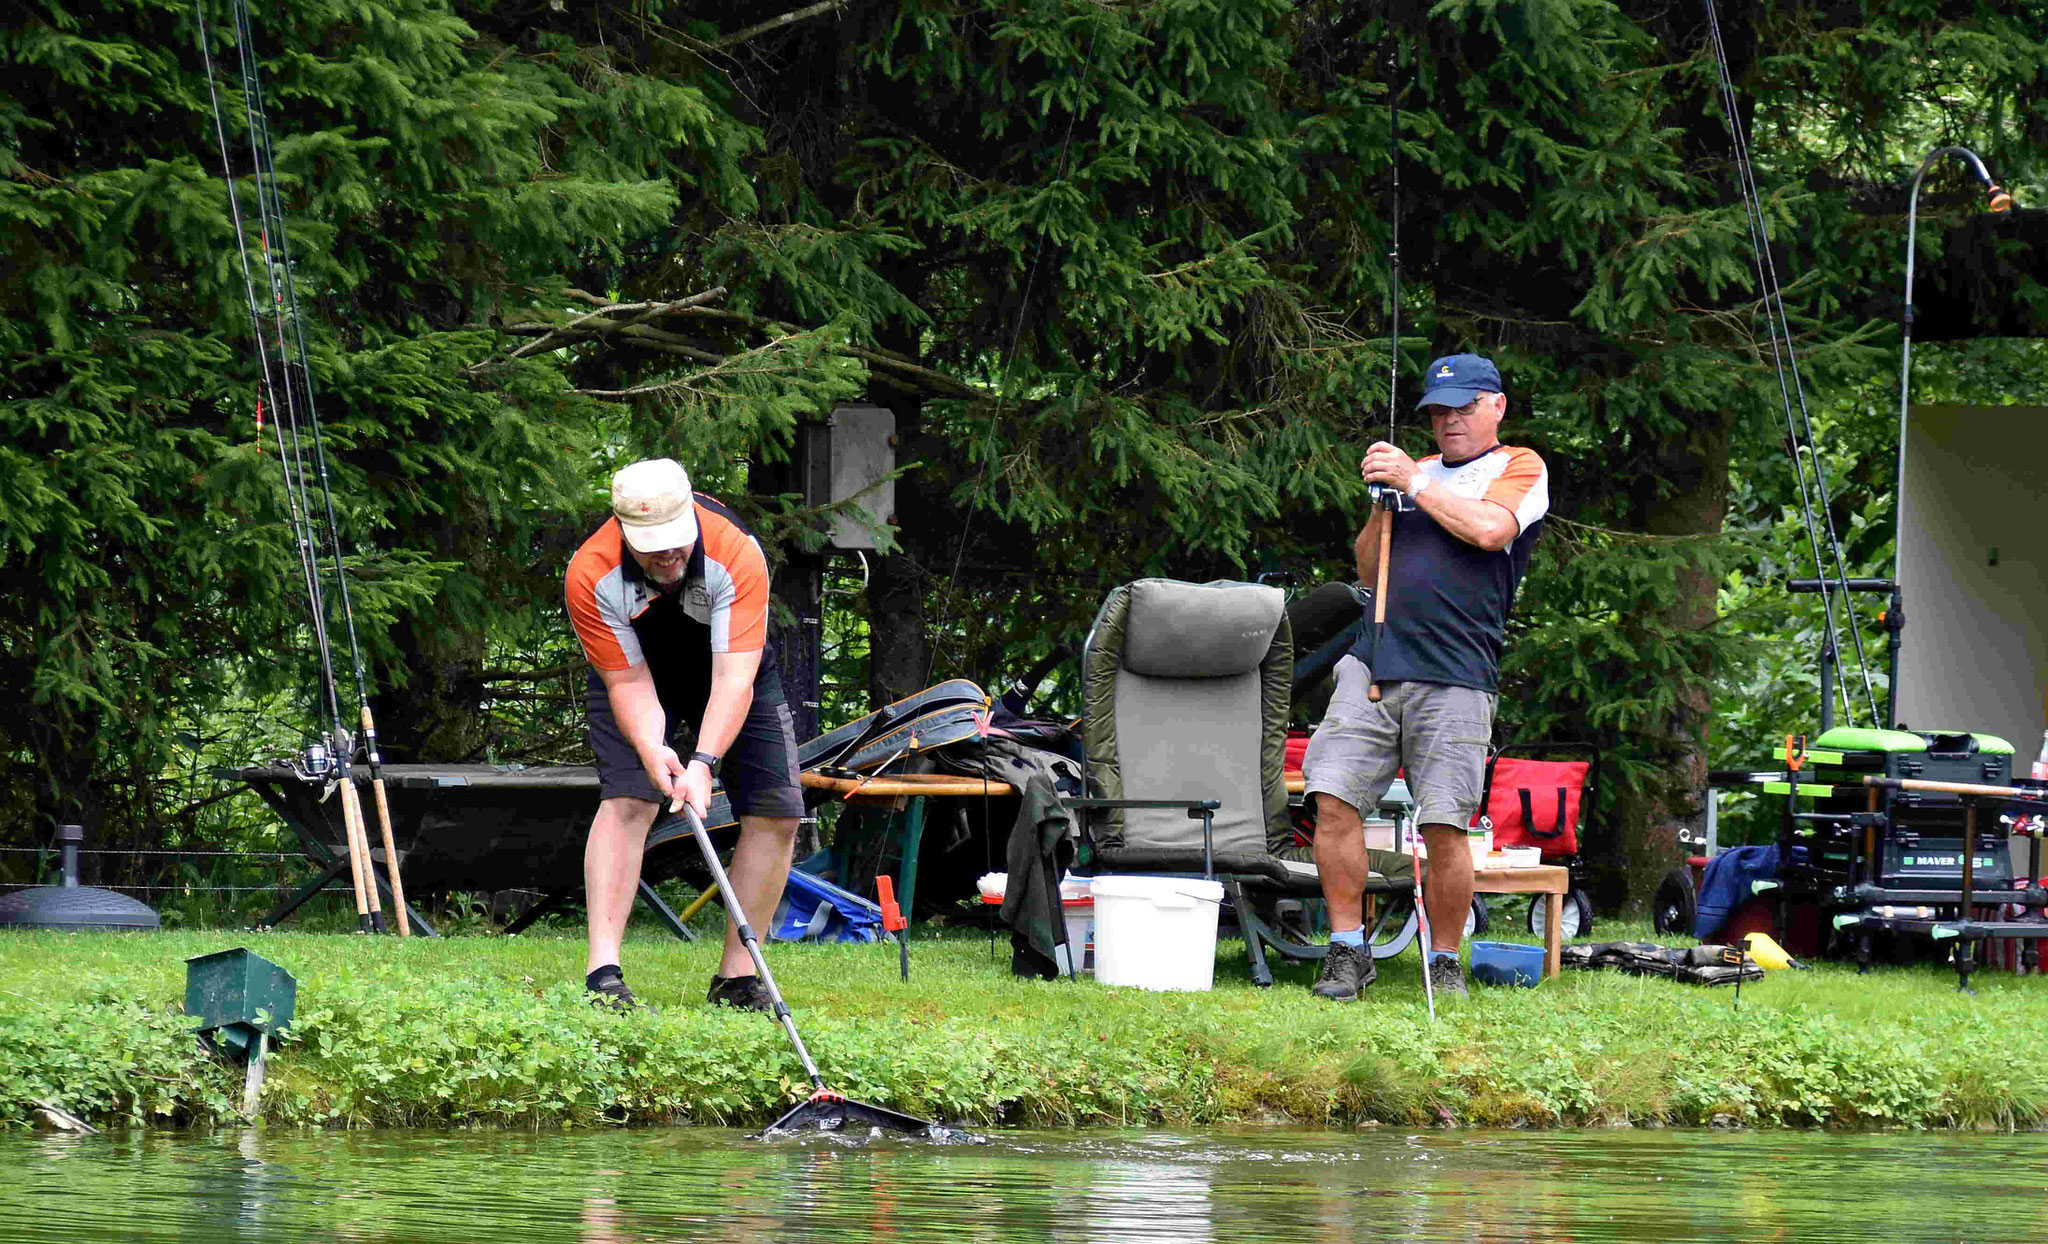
[198, 0, 410, 934]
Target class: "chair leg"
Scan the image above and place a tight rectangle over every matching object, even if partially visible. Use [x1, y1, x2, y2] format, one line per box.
[1227, 880, 1276, 987]
[502, 888, 569, 936]
[1366, 893, 1421, 961]
[636, 878, 700, 943]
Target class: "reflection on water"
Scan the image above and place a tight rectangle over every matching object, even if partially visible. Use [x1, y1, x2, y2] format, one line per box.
[5, 1125, 2046, 1243]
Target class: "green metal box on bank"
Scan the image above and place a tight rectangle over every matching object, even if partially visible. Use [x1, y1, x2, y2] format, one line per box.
[184, 947, 295, 1056]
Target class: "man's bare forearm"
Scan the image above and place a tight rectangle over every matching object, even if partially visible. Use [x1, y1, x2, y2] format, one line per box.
[694, 659, 758, 761]
[1413, 487, 1517, 551]
[1353, 508, 1385, 584]
[601, 670, 669, 768]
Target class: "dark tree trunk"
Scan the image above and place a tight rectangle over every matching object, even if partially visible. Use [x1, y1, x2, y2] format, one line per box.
[24, 706, 111, 884]
[377, 509, 490, 763]
[1604, 406, 1731, 916]
[866, 391, 933, 710]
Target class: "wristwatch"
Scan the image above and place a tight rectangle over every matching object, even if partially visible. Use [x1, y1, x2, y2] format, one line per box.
[1406, 473, 1433, 499]
[689, 750, 723, 777]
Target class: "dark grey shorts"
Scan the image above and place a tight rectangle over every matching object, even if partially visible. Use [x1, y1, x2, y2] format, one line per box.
[1301, 656, 1496, 828]
[584, 672, 804, 818]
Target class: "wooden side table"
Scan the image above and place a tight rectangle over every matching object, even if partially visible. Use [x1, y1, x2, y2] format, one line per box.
[799, 772, 1016, 915]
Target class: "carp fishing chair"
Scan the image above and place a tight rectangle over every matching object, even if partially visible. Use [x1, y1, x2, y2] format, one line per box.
[1072, 578, 1421, 987]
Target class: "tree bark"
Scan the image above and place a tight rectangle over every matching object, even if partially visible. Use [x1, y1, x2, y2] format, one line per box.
[1602, 406, 1731, 917]
[376, 507, 491, 764]
[866, 391, 933, 710]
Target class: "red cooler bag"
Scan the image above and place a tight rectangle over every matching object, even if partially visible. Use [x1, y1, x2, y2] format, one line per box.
[1284, 734, 1310, 776]
[1479, 756, 1588, 855]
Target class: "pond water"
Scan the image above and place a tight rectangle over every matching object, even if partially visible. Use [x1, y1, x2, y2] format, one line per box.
[4, 1126, 2043, 1243]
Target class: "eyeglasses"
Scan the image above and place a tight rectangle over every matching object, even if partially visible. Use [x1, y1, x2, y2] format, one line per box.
[1423, 399, 1486, 420]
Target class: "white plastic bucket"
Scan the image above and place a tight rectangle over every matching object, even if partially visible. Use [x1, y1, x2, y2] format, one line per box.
[1091, 876, 1225, 991]
[1054, 896, 1095, 975]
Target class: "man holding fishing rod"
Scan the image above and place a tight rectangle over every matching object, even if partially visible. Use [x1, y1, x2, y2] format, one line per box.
[1303, 354, 1549, 1001]
[566, 458, 804, 1011]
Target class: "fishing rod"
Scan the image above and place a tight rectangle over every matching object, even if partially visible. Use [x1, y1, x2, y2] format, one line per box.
[1701, 0, 1881, 733]
[198, 0, 409, 933]
[196, 4, 370, 932]
[1367, 45, 1400, 707]
[1894, 148, 2013, 726]
[226, 0, 410, 935]
[1376, 43, 1431, 1022]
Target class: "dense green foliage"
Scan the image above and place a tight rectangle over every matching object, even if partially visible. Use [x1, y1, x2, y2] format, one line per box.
[6, 928, 2048, 1131]
[3, 1, 2045, 911]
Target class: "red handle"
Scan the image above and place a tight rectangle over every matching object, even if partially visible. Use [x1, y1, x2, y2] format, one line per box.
[877, 875, 907, 932]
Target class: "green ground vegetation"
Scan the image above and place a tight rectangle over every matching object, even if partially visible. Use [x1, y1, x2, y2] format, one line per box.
[6, 923, 2046, 1134]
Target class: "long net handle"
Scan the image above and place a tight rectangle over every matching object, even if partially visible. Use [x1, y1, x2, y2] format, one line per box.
[681, 806, 825, 1089]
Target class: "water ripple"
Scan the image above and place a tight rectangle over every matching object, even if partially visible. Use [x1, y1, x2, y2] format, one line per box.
[1, 1127, 2039, 1243]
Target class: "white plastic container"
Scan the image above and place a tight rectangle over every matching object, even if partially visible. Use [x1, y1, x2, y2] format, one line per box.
[1055, 883, 1095, 975]
[1091, 875, 1225, 991]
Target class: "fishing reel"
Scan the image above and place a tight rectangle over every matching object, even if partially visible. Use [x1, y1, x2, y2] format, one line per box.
[298, 741, 333, 780]
[1367, 483, 1412, 512]
[286, 732, 356, 793]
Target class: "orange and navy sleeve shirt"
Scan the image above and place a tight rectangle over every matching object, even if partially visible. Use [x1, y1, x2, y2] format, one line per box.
[1347, 444, 1549, 693]
[566, 495, 781, 713]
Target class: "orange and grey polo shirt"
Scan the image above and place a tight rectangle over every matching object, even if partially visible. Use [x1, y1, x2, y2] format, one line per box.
[1349, 444, 1549, 693]
[566, 494, 783, 719]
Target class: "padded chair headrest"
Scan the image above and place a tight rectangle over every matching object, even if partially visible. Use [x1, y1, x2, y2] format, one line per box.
[1121, 579, 1285, 678]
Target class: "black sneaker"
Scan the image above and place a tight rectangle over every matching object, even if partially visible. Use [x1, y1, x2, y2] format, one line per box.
[707, 974, 775, 1013]
[1312, 941, 1376, 1001]
[586, 966, 639, 1011]
[1426, 954, 1469, 999]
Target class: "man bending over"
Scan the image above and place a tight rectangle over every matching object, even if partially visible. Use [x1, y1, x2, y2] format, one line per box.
[566, 458, 802, 1010]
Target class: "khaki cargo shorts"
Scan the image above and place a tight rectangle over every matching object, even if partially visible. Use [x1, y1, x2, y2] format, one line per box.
[1301, 656, 1496, 829]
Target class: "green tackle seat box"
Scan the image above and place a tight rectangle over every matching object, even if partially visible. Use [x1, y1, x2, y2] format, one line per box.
[1808, 727, 2015, 889]
[184, 947, 296, 1056]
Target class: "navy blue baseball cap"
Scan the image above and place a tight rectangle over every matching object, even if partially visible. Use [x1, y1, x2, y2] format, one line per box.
[1415, 353, 1502, 410]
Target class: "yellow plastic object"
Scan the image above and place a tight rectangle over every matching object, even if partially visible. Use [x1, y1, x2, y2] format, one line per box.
[1741, 931, 1796, 970]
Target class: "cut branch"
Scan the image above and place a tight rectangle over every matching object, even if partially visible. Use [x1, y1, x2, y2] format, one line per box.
[569, 335, 812, 398]
[715, 0, 846, 49]
[469, 286, 727, 373]
[476, 290, 990, 402]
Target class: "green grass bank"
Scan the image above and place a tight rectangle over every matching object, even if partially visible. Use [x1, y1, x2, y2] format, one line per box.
[5, 925, 2047, 1133]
